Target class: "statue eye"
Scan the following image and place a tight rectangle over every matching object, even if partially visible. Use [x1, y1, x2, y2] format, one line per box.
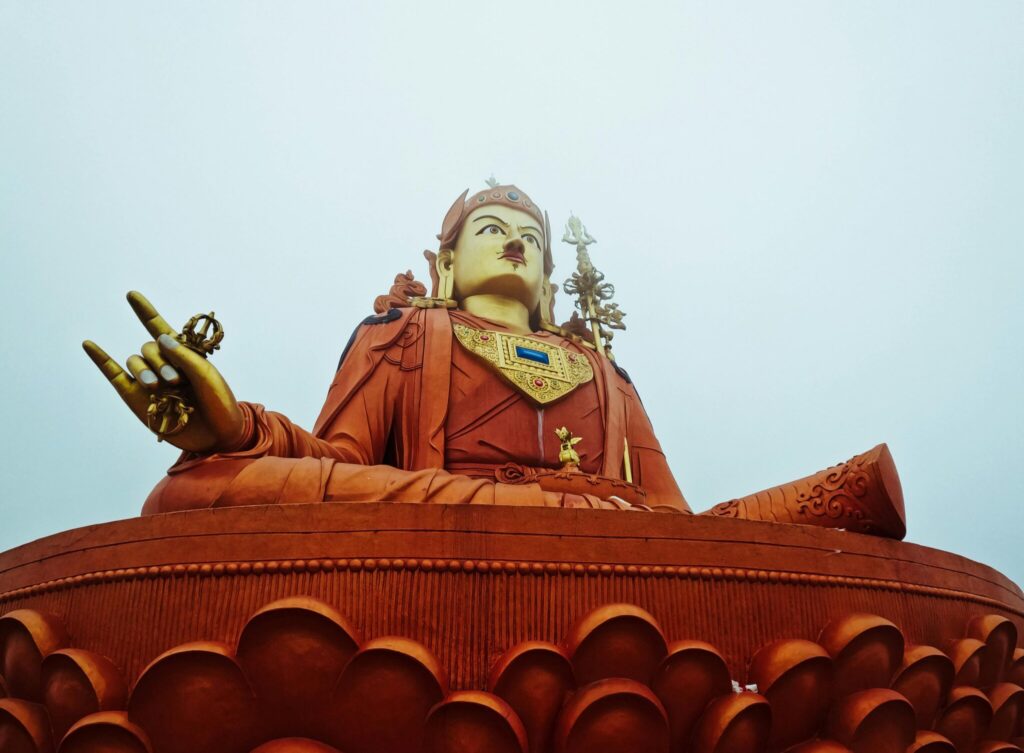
[476, 224, 506, 236]
[523, 234, 539, 246]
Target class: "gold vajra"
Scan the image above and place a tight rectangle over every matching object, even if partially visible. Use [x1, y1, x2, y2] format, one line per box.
[147, 393, 194, 440]
[179, 312, 224, 355]
[147, 312, 223, 442]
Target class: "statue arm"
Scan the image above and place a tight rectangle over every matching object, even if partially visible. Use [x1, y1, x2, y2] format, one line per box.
[218, 400, 381, 463]
[164, 312, 411, 468]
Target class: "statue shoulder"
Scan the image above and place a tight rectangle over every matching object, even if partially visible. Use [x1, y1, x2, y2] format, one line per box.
[335, 307, 425, 371]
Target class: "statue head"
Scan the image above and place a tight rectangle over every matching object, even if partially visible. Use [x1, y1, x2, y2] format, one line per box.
[428, 184, 556, 328]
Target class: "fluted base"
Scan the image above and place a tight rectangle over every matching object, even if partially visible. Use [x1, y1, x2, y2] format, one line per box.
[0, 503, 1022, 753]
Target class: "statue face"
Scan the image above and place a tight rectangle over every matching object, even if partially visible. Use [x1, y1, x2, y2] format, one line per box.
[451, 204, 545, 312]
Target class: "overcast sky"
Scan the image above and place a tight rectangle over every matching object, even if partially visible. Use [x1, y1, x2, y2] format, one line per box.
[1, 2, 1021, 582]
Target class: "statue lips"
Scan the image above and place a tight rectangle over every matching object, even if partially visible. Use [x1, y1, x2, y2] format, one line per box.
[499, 249, 526, 264]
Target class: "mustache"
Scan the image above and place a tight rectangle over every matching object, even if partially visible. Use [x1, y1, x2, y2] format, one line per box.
[499, 250, 526, 263]
[499, 244, 527, 264]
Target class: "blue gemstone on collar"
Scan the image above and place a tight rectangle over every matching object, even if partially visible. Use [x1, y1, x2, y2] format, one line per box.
[514, 345, 549, 364]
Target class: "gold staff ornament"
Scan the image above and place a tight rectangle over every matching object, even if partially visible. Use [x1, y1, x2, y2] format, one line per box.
[561, 215, 626, 359]
[146, 311, 224, 441]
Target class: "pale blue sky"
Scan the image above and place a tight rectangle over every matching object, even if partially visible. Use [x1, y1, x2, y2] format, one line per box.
[1, 2, 1021, 581]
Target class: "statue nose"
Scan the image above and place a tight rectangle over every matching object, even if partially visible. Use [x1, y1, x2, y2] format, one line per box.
[503, 238, 525, 255]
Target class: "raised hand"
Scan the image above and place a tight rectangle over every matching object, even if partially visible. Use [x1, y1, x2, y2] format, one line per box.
[83, 291, 245, 454]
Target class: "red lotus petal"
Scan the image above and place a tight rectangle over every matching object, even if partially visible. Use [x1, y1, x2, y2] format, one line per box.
[969, 615, 1019, 688]
[650, 640, 731, 753]
[827, 688, 917, 753]
[42, 649, 128, 741]
[0, 697, 54, 753]
[424, 691, 527, 753]
[818, 614, 904, 697]
[60, 711, 152, 753]
[691, 691, 771, 753]
[489, 641, 573, 753]
[554, 678, 669, 753]
[749, 638, 833, 750]
[0, 610, 69, 702]
[237, 597, 359, 741]
[565, 604, 667, 687]
[891, 645, 954, 729]
[128, 641, 260, 753]
[326, 636, 446, 753]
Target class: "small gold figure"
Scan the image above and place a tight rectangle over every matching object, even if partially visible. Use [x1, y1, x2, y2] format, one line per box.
[555, 426, 583, 471]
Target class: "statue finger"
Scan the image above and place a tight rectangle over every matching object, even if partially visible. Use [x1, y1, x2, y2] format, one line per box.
[125, 354, 160, 390]
[140, 341, 180, 385]
[156, 333, 243, 440]
[83, 339, 121, 378]
[126, 291, 175, 340]
[82, 340, 150, 418]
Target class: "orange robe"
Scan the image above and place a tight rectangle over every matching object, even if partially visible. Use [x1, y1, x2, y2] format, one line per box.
[142, 308, 690, 515]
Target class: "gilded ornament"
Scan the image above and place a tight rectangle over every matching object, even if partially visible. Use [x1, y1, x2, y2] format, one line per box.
[452, 323, 594, 405]
[146, 392, 194, 441]
[178, 312, 223, 356]
[555, 427, 583, 470]
[561, 215, 626, 359]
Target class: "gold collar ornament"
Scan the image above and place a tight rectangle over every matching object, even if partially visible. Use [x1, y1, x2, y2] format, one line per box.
[453, 323, 594, 405]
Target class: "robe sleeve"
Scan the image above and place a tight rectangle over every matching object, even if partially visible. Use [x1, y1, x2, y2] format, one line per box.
[624, 382, 692, 513]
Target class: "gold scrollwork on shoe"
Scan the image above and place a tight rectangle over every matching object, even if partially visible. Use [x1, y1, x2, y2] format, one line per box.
[453, 324, 594, 405]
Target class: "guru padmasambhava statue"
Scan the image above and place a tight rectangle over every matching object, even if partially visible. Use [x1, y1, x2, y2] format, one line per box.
[83, 182, 906, 537]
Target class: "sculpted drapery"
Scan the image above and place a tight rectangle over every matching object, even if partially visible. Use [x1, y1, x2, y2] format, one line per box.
[86, 181, 905, 538]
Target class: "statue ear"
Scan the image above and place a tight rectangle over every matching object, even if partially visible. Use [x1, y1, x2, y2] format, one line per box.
[435, 248, 455, 301]
[539, 277, 558, 325]
[543, 210, 553, 276]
